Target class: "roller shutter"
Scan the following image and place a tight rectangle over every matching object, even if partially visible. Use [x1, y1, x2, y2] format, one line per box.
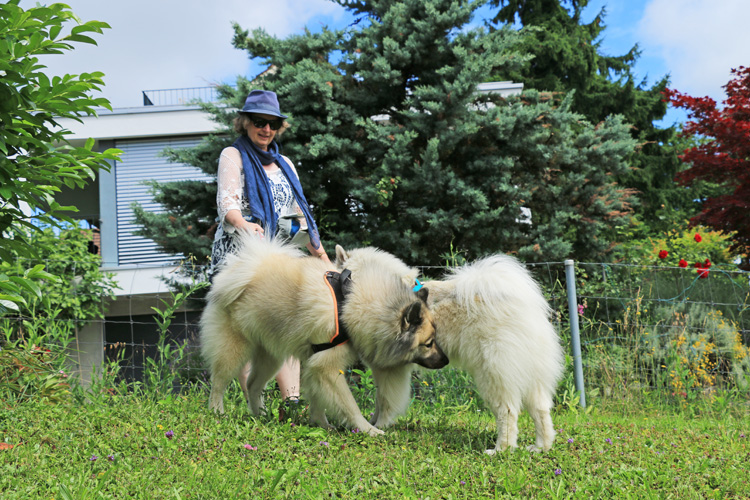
[114, 136, 211, 266]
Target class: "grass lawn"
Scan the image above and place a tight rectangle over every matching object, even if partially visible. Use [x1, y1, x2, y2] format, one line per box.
[2, 386, 749, 499]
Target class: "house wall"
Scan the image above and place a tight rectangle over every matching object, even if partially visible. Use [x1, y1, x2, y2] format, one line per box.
[55, 105, 222, 386]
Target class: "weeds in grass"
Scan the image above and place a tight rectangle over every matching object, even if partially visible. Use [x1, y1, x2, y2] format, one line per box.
[1, 386, 748, 499]
[143, 280, 209, 398]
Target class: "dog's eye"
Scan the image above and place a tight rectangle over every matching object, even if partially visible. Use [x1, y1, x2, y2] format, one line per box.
[424, 339, 434, 348]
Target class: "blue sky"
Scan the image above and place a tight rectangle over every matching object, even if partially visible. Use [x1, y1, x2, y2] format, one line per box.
[28, 0, 750, 126]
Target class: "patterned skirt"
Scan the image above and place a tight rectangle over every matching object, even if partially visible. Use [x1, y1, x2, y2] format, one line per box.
[208, 216, 309, 280]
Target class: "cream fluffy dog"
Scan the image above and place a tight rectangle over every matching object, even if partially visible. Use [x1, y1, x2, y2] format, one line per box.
[369, 254, 564, 453]
[200, 235, 447, 436]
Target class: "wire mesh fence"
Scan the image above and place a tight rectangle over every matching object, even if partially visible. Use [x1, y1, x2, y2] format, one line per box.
[3, 260, 750, 404]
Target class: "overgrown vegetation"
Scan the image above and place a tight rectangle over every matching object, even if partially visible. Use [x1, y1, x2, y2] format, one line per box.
[0, 225, 119, 326]
[2, 267, 749, 498]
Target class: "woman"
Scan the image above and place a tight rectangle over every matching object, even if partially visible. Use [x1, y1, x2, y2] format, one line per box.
[210, 89, 330, 408]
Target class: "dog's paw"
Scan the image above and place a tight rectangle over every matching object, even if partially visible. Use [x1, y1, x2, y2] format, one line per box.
[526, 444, 544, 453]
[485, 444, 517, 455]
[364, 425, 385, 437]
[310, 417, 334, 430]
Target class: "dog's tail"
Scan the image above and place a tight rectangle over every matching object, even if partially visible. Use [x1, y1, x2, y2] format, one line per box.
[446, 254, 550, 315]
[208, 232, 304, 309]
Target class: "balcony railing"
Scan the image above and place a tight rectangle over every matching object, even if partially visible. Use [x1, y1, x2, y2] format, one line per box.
[141, 86, 232, 107]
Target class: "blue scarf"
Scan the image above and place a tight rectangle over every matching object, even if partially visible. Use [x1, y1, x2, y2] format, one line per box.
[232, 135, 321, 249]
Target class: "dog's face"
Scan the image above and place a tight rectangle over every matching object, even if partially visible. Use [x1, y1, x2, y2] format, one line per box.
[399, 288, 449, 369]
[336, 244, 449, 369]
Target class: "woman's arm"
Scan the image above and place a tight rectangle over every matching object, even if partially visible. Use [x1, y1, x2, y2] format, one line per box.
[307, 241, 331, 264]
[218, 147, 264, 236]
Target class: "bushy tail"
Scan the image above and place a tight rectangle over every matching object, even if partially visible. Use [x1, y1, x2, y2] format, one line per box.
[208, 233, 304, 309]
[446, 254, 550, 316]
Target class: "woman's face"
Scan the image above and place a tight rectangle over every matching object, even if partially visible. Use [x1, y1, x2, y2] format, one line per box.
[246, 113, 281, 151]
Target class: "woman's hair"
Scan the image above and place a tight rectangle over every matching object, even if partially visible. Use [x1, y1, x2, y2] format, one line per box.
[234, 113, 290, 136]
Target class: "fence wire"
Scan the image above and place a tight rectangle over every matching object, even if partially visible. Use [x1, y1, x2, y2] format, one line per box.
[3, 261, 750, 402]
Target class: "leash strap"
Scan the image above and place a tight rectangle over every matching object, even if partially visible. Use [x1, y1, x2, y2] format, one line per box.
[311, 269, 352, 353]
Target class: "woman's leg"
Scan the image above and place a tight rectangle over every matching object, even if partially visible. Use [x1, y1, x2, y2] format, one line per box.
[239, 356, 300, 401]
[275, 357, 301, 400]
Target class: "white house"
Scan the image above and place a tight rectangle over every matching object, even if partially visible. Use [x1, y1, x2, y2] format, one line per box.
[55, 94, 222, 385]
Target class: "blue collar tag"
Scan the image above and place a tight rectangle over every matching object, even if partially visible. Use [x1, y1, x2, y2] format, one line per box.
[412, 279, 423, 292]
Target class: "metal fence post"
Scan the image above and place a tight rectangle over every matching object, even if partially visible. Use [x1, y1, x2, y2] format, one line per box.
[564, 259, 586, 408]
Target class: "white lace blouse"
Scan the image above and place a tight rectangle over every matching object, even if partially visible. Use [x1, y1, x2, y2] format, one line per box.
[216, 146, 302, 233]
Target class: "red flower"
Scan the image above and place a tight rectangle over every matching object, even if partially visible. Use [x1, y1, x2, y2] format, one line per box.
[658, 250, 668, 259]
[694, 233, 702, 243]
[694, 260, 710, 278]
[678, 259, 688, 268]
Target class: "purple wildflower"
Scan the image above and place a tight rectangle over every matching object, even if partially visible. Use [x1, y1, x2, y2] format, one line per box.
[352, 428, 360, 434]
[554, 468, 562, 476]
[605, 438, 612, 444]
[740, 433, 745, 438]
[107, 454, 115, 462]
[165, 430, 174, 439]
[90, 455, 98, 462]
[460, 481, 466, 485]
[567, 438, 574, 444]
[319, 441, 329, 447]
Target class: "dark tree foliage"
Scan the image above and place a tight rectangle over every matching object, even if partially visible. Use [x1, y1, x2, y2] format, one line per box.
[488, 0, 694, 225]
[665, 67, 750, 270]
[136, 0, 636, 269]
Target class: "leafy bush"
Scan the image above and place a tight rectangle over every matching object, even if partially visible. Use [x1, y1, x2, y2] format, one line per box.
[0, 0, 120, 312]
[613, 221, 737, 269]
[0, 225, 119, 337]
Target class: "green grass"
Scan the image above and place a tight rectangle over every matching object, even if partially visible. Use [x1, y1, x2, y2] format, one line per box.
[1, 386, 749, 499]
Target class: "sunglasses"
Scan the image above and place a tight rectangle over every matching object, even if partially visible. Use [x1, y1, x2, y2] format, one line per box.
[249, 116, 284, 131]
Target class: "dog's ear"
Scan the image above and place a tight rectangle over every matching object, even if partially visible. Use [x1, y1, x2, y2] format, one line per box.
[335, 245, 349, 267]
[400, 300, 424, 333]
[416, 287, 429, 303]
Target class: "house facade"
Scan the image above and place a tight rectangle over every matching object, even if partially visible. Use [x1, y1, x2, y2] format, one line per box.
[56, 100, 220, 384]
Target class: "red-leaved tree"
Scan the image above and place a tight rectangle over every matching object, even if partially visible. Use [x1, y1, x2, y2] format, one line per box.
[665, 66, 750, 269]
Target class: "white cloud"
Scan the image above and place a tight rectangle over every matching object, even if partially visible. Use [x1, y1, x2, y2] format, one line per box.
[25, 0, 348, 108]
[638, 0, 750, 101]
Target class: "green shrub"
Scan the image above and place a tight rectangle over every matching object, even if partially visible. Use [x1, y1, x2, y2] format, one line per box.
[0, 225, 119, 339]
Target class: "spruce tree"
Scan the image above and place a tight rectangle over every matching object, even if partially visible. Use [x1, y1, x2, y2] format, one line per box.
[488, 0, 692, 226]
[136, 0, 637, 269]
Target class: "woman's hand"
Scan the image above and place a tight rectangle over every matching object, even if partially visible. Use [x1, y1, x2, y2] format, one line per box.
[225, 209, 264, 237]
[238, 220, 265, 237]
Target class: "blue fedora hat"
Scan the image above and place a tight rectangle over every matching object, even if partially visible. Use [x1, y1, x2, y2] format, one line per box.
[240, 90, 287, 119]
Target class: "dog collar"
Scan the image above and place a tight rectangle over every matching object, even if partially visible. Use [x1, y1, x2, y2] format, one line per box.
[413, 279, 423, 292]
